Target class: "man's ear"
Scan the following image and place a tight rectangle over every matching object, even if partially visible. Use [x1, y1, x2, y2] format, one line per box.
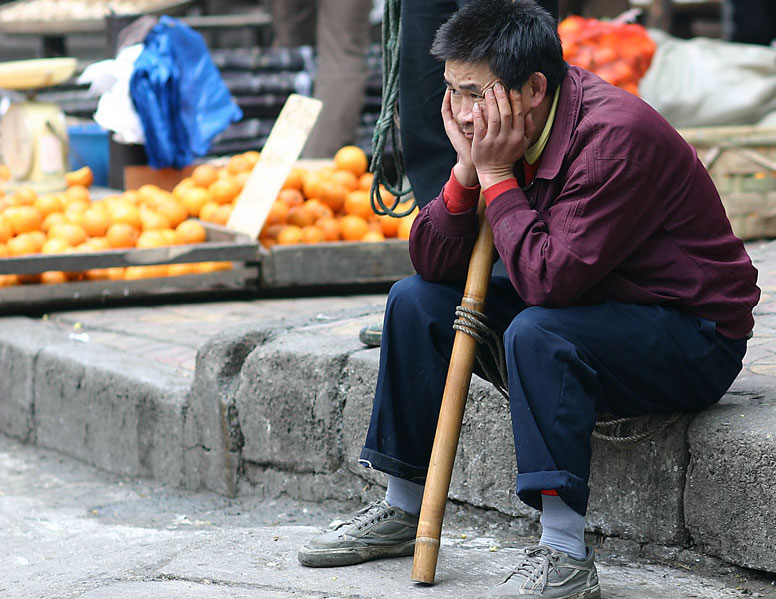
[527, 72, 548, 108]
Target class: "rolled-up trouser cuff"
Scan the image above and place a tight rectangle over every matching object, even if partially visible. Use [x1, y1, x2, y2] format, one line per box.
[358, 447, 428, 484]
[516, 470, 590, 517]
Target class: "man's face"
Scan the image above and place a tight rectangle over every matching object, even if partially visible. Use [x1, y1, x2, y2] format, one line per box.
[443, 60, 501, 139]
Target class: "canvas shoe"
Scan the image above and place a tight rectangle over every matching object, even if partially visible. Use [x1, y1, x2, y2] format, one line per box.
[480, 544, 601, 598]
[298, 500, 418, 567]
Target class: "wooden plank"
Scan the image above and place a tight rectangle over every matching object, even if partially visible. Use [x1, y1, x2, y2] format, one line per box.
[259, 240, 414, 288]
[0, 266, 257, 311]
[226, 93, 322, 240]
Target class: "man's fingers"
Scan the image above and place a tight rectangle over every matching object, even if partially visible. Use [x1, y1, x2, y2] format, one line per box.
[494, 83, 512, 126]
[485, 88, 501, 135]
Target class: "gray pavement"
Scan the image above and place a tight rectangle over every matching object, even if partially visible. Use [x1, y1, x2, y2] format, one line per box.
[2, 434, 774, 599]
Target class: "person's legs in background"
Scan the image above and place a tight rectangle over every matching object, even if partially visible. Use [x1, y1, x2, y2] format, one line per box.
[268, 0, 315, 47]
[303, 0, 372, 157]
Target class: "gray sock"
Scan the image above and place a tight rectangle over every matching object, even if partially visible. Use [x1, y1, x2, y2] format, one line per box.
[539, 494, 587, 560]
[385, 475, 424, 516]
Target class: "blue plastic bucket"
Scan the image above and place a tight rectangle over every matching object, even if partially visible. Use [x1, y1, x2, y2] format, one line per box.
[67, 123, 110, 187]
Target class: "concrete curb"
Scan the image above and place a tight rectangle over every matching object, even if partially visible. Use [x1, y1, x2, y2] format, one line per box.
[1, 292, 774, 575]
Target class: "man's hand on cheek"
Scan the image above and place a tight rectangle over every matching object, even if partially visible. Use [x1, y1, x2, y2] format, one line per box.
[472, 84, 531, 189]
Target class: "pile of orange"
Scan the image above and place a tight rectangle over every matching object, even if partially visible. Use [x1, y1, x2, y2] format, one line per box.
[558, 16, 656, 96]
[0, 162, 238, 287]
[259, 145, 418, 248]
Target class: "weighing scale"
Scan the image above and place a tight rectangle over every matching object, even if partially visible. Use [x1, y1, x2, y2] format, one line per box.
[0, 57, 77, 193]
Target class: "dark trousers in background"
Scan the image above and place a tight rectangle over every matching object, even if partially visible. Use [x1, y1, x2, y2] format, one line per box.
[399, 0, 560, 208]
[723, 0, 776, 46]
[359, 275, 746, 516]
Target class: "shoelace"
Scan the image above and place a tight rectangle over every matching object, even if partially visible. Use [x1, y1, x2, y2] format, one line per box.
[504, 546, 562, 591]
[334, 501, 395, 532]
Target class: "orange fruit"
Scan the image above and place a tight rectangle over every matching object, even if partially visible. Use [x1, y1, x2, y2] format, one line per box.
[64, 185, 90, 206]
[9, 205, 42, 235]
[334, 145, 368, 177]
[0, 165, 10, 180]
[10, 186, 38, 206]
[344, 190, 375, 220]
[136, 230, 168, 249]
[378, 213, 401, 238]
[85, 268, 111, 281]
[173, 177, 195, 199]
[110, 203, 141, 229]
[212, 204, 233, 226]
[191, 163, 219, 188]
[287, 204, 316, 228]
[266, 200, 290, 226]
[40, 270, 67, 285]
[65, 166, 94, 188]
[302, 172, 324, 200]
[300, 225, 325, 244]
[243, 150, 260, 167]
[276, 225, 303, 245]
[340, 214, 370, 241]
[34, 194, 64, 218]
[277, 188, 305, 207]
[106, 267, 125, 280]
[197, 261, 232, 273]
[167, 262, 199, 276]
[199, 201, 221, 223]
[49, 222, 88, 247]
[315, 180, 347, 213]
[304, 198, 334, 221]
[136, 184, 163, 207]
[41, 211, 67, 233]
[180, 186, 210, 217]
[331, 169, 359, 191]
[140, 207, 171, 231]
[124, 265, 167, 280]
[358, 172, 374, 191]
[0, 215, 13, 243]
[315, 216, 341, 241]
[397, 212, 417, 239]
[41, 237, 71, 254]
[259, 223, 284, 248]
[106, 222, 139, 248]
[81, 207, 111, 237]
[84, 237, 111, 251]
[226, 154, 252, 175]
[282, 167, 306, 191]
[7, 232, 41, 256]
[155, 198, 188, 228]
[209, 177, 240, 205]
[174, 219, 207, 244]
[362, 230, 385, 242]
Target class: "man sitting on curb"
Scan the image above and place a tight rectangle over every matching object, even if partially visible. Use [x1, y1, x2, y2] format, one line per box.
[299, 1, 760, 597]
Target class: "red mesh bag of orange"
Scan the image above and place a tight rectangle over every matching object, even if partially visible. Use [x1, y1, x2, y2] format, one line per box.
[558, 16, 656, 96]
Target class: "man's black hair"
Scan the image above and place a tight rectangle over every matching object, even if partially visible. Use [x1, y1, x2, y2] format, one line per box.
[431, 0, 568, 94]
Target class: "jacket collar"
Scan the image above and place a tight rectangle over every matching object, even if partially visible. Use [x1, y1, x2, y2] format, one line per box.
[535, 66, 582, 181]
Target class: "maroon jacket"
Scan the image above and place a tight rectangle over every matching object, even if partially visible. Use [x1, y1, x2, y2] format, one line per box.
[409, 66, 759, 339]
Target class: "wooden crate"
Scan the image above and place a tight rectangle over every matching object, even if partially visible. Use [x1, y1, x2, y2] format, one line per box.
[0, 222, 260, 310]
[680, 126, 776, 241]
[259, 239, 414, 288]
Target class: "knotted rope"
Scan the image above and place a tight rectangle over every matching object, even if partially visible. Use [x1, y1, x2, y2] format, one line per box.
[453, 305, 682, 443]
[369, 0, 415, 218]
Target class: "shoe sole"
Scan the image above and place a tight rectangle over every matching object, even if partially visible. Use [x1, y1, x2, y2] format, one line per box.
[298, 539, 415, 567]
[569, 584, 601, 599]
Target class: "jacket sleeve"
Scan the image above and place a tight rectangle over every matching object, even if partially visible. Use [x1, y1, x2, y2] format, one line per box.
[485, 149, 660, 306]
[408, 190, 480, 283]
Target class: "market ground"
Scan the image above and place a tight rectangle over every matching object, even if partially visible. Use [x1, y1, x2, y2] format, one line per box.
[2, 434, 775, 599]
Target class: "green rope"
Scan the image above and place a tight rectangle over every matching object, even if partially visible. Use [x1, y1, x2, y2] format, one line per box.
[369, 0, 416, 218]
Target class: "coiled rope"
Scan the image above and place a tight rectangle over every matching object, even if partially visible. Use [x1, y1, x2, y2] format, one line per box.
[453, 305, 683, 443]
[369, 0, 415, 218]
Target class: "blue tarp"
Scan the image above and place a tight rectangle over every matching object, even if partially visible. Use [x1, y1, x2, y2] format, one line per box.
[129, 16, 243, 168]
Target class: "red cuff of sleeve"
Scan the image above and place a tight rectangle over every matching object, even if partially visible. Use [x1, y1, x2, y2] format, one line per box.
[443, 167, 480, 213]
[483, 178, 519, 206]
[541, 489, 559, 496]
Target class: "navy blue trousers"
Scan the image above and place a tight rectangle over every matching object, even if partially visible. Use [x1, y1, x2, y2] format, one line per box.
[359, 275, 747, 516]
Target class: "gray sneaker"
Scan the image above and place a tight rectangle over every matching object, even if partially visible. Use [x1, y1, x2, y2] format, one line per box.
[298, 500, 418, 567]
[480, 545, 601, 598]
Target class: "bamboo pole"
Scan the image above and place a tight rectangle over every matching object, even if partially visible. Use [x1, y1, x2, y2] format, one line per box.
[411, 195, 495, 584]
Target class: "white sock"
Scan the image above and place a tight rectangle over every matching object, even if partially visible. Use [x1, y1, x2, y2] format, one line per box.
[539, 494, 587, 560]
[385, 475, 424, 515]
